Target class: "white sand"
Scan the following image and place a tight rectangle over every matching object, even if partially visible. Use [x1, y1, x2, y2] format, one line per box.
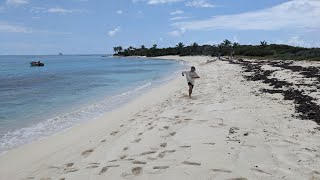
[1, 56, 320, 180]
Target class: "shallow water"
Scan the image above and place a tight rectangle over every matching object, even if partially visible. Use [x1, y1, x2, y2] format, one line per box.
[0, 55, 184, 153]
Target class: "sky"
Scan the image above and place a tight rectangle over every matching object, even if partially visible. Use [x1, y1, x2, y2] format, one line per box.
[0, 0, 319, 55]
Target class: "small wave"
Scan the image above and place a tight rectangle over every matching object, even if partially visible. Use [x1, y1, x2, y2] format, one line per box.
[0, 82, 154, 154]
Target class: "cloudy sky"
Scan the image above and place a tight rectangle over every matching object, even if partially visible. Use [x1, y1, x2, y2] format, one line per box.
[0, 0, 319, 55]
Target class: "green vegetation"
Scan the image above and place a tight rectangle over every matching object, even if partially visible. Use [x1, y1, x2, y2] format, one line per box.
[113, 40, 320, 61]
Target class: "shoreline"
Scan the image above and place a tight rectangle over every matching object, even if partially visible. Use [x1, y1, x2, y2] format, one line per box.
[0, 56, 185, 155]
[0, 56, 188, 179]
[1, 56, 319, 180]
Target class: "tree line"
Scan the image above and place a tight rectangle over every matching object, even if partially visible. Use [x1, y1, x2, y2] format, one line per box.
[113, 39, 320, 61]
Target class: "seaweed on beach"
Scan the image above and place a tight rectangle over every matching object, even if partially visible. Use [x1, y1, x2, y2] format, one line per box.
[228, 59, 320, 125]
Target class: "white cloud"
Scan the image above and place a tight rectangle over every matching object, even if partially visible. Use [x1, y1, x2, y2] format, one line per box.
[169, 16, 192, 21]
[185, 0, 215, 8]
[30, 7, 46, 13]
[0, 21, 72, 35]
[108, 26, 120, 37]
[6, 0, 28, 6]
[133, 0, 183, 5]
[47, 8, 73, 13]
[274, 36, 320, 48]
[116, 10, 123, 14]
[174, 0, 320, 31]
[47, 7, 87, 14]
[287, 36, 317, 47]
[170, 10, 184, 15]
[0, 22, 31, 33]
[168, 28, 186, 37]
[30, 7, 87, 14]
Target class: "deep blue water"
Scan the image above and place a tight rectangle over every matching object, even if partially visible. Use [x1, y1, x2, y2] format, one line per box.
[0, 55, 184, 153]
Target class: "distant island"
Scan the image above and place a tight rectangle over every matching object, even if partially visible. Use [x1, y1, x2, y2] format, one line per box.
[113, 40, 320, 61]
[58, 53, 63, 56]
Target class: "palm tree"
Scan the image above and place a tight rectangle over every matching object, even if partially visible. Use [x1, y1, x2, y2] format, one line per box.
[222, 39, 232, 47]
[152, 44, 157, 49]
[141, 45, 146, 50]
[113, 46, 119, 53]
[233, 42, 240, 47]
[191, 42, 198, 53]
[118, 46, 123, 52]
[192, 42, 198, 48]
[260, 40, 268, 46]
[176, 42, 185, 48]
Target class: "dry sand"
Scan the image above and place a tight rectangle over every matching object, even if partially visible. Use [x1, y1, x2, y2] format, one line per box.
[0, 56, 320, 180]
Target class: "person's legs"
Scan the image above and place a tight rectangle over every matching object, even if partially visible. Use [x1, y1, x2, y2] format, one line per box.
[188, 82, 194, 98]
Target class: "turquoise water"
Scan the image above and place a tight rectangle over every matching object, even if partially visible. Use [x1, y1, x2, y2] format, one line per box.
[0, 55, 184, 153]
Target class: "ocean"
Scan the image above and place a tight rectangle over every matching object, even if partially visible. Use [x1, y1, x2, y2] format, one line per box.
[0, 55, 184, 153]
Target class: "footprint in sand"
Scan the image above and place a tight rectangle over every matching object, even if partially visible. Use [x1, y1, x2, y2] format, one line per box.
[86, 163, 100, 169]
[211, 169, 232, 173]
[163, 126, 170, 130]
[110, 130, 119, 136]
[160, 142, 167, 148]
[65, 163, 74, 167]
[153, 166, 169, 170]
[123, 147, 129, 151]
[181, 161, 201, 166]
[101, 139, 106, 143]
[120, 154, 127, 160]
[250, 168, 272, 175]
[179, 145, 191, 148]
[64, 167, 79, 173]
[158, 150, 176, 159]
[121, 167, 143, 178]
[147, 126, 154, 130]
[227, 178, 247, 180]
[125, 158, 135, 161]
[138, 132, 143, 136]
[161, 132, 176, 138]
[140, 151, 157, 156]
[132, 167, 143, 175]
[132, 160, 147, 164]
[99, 165, 120, 175]
[133, 138, 141, 143]
[81, 149, 94, 157]
[86, 165, 99, 169]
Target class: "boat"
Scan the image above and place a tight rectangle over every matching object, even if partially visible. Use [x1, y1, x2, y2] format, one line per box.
[30, 61, 44, 67]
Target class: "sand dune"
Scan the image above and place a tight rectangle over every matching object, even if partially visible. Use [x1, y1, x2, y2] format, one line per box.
[0, 56, 319, 180]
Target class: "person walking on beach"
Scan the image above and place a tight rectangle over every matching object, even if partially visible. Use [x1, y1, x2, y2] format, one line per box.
[182, 66, 200, 98]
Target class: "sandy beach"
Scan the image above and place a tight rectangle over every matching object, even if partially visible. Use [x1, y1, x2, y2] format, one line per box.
[0, 56, 320, 180]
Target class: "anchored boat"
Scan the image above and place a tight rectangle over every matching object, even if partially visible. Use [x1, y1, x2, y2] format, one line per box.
[30, 61, 44, 67]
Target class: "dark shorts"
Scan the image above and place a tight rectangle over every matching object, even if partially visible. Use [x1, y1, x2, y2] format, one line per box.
[188, 82, 194, 88]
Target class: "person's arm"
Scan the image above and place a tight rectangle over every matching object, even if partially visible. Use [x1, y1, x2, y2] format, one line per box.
[182, 71, 186, 76]
[192, 72, 200, 78]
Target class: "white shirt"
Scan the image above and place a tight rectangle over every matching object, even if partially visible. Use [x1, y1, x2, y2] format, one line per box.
[182, 71, 199, 85]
